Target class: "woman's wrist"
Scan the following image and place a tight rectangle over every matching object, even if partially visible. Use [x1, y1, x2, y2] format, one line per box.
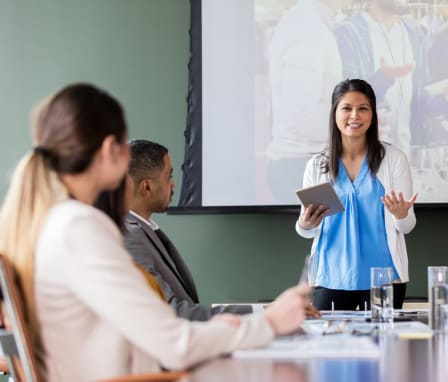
[298, 216, 313, 230]
[392, 210, 408, 220]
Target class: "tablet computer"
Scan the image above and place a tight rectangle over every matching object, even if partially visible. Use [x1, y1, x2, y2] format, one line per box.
[296, 182, 344, 217]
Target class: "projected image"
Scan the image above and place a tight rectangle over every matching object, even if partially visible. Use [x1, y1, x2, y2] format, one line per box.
[254, 0, 448, 205]
[196, 0, 448, 208]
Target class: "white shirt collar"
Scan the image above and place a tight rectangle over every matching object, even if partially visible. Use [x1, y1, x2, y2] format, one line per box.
[129, 210, 160, 231]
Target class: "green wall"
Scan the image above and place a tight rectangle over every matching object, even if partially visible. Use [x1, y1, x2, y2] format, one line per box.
[0, 0, 445, 305]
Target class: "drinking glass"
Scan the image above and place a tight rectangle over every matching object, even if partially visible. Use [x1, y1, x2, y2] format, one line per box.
[428, 266, 448, 331]
[370, 267, 394, 323]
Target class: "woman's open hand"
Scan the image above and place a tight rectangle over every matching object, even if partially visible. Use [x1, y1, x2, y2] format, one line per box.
[381, 191, 417, 220]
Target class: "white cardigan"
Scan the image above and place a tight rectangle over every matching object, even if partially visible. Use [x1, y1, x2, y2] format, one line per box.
[35, 200, 274, 382]
[295, 143, 416, 283]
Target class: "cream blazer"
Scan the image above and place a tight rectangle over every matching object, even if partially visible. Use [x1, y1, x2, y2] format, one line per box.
[35, 200, 273, 382]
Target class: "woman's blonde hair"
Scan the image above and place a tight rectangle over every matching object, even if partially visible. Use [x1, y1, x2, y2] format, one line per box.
[0, 151, 67, 363]
[0, 83, 127, 369]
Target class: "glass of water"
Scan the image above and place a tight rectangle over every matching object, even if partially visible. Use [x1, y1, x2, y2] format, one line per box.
[428, 266, 448, 331]
[370, 267, 394, 323]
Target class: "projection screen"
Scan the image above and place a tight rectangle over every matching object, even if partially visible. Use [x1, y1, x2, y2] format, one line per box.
[177, 0, 448, 211]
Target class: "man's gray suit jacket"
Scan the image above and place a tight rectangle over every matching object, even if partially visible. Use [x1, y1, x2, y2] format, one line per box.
[124, 213, 253, 321]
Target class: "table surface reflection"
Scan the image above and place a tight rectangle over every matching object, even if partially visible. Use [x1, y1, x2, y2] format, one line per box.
[185, 333, 448, 382]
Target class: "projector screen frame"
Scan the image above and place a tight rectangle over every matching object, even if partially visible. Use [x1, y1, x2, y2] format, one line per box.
[175, 0, 300, 214]
[172, 0, 448, 215]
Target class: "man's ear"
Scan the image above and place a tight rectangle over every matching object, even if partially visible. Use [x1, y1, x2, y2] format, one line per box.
[139, 179, 151, 195]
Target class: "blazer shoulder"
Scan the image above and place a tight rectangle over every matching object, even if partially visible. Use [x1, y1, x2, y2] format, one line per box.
[124, 213, 152, 237]
[125, 212, 140, 225]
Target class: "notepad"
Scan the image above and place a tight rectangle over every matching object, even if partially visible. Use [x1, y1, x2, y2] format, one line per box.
[296, 182, 344, 217]
[233, 334, 379, 359]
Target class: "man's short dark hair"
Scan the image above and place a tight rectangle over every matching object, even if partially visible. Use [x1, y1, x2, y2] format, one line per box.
[128, 139, 168, 184]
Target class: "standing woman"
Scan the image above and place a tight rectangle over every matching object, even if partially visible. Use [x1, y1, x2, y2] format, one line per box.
[296, 79, 417, 311]
[0, 83, 308, 382]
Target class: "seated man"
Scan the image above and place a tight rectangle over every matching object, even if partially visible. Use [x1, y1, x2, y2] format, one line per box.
[125, 139, 254, 320]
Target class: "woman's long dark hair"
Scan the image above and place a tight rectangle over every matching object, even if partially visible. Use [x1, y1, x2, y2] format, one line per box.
[324, 79, 385, 181]
[95, 176, 128, 232]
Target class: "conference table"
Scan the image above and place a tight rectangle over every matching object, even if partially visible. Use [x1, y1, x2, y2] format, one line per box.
[184, 312, 448, 382]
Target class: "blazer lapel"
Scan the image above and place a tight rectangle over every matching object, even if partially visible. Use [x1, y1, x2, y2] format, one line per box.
[126, 213, 199, 302]
[155, 228, 200, 302]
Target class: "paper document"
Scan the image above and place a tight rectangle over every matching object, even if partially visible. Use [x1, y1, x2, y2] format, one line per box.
[390, 321, 432, 338]
[319, 310, 369, 321]
[233, 334, 379, 359]
[303, 315, 431, 335]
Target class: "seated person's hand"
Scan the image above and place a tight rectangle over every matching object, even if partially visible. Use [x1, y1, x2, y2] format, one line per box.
[305, 302, 321, 318]
[264, 298, 320, 318]
[264, 285, 310, 336]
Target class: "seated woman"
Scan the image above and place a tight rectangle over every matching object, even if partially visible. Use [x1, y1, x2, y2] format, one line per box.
[0, 83, 309, 382]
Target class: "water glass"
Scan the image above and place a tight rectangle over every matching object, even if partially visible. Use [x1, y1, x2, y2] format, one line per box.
[370, 267, 394, 323]
[428, 266, 448, 331]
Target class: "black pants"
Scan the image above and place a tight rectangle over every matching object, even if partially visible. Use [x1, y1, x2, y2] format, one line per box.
[312, 283, 407, 310]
